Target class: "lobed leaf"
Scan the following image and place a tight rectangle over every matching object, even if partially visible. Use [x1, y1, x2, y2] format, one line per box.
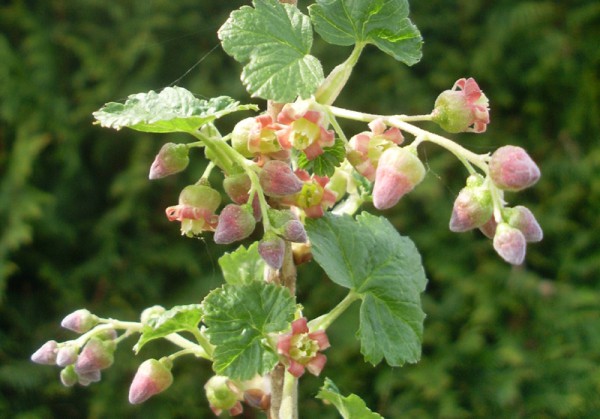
[218, 242, 266, 285]
[218, 0, 324, 102]
[317, 377, 384, 419]
[306, 212, 427, 366]
[134, 304, 203, 353]
[93, 86, 257, 133]
[202, 282, 296, 380]
[297, 138, 346, 177]
[309, 0, 423, 65]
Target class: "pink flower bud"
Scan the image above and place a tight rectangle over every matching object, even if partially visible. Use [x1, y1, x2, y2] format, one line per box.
[214, 204, 256, 244]
[493, 223, 527, 265]
[74, 338, 115, 374]
[60, 366, 78, 387]
[149, 142, 189, 179]
[61, 309, 98, 334]
[258, 234, 286, 269]
[432, 77, 490, 133]
[479, 216, 498, 239]
[56, 345, 78, 367]
[449, 176, 493, 232]
[259, 160, 303, 197]
[373, 147, 425, 210]
[31, 340, 58, 365]
[223, 173, 252, 204]
[282, 220, 307, 243]
[128, 359, 174, 404]
[204, 376, 243, 416]
[489, 146, 540, 191]
[506, 206, 543, 242]
[77, 369, 101, 386]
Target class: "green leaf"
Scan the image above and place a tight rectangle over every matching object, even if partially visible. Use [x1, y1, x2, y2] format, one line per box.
[309, 0, 423, 65]
[218, 0, 324, 102]
[306, 212, 427, 366]
[218, 242, 266, 285]
[298, 138, 346, 177]
[202, 282, 296, 380]
[134, 304, 203, 353]
[93, 86, 258, 133]
[317, 377, 384, 419]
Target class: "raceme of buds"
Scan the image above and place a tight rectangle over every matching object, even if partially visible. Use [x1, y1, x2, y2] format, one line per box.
[214, 204, 256, 245]
[493, 223, 527, 265]
[61, 309, 98, 334]
[277, 101, 335, 160]
[432, 77, 490, 133]
[204, 375, 243, 417]
[347, 118, 404, 182]
[166, 185, 221, 237]
[489, 146, 541, 191]
[505, 205, 543, 242]
[258, 233, 286, 270]
[281, 170, 337, 218]
[149, 142, 189, 179]
[74, 337, 115, 374]
[277, 317, 330, 378]
[31, 340, 58, 365]
[223, 173, 252, 204]
[449, 175, 493, 232]
[259, 160, 303, 197]
[129, 358, 174, 404]
[372, 146, 426, 210]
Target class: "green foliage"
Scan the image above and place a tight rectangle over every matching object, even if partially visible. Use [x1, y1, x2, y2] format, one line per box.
[218, 0, 324, 102]
[93, 87, 257, 133]
[218, 242, 266, 285]
[317, 377, 383, 419]
[309, 0, 422, 65]
[307, 213, 427, 366]
[202, 282, 296, 380]
[298, 138, 346, 177]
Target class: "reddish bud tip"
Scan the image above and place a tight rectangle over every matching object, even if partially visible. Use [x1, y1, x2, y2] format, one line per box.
[31, 340, 58, 365]
[373, 147, 425, 210]
[149, 143, 189, 179]
[214, 204, 256, 245]
[493, 223, 527, 265]
[489, 146, 540, 191]
[259, 160, 303, 197]
[74, 338, 115, 374]
[128, 359, 174, 404]
[506, 206, 543, 242]
[61, 309, 98, 334]
[223, 173, 252, 204]
[258, 234, 286, 269]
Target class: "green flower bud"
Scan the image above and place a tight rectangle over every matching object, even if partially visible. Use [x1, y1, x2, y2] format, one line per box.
[149, 142, 189, 179]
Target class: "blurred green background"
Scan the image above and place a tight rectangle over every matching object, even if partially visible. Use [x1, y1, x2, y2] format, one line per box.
[1, 0, 599, 418]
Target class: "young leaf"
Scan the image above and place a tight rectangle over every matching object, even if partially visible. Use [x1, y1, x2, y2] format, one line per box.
[309, 0, 423, 65]
[306, 212, 427, 366]
[218, 242, 266, 285]
[218, 0, 324, 102]
[93, 87, 257, 133]
[202, 282, 296, 380]
[317, 378, 383, 419]
[297, 138, 346, 177]
[134, 304, 203, 353]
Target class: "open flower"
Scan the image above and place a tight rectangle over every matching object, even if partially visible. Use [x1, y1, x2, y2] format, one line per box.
[433, 77, 490, 133]
[277, 100, 335, 160]
[277, 317, 330, 378]
[165, 185, 221, 237]
[280, 170, 337, 218]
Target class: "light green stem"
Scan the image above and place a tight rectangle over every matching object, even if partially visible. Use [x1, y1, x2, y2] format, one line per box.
[308, 291, 361, 331]
[191, 327, 214, 358]
[315, 43, 365, 106]
[279, 370, 298, 419]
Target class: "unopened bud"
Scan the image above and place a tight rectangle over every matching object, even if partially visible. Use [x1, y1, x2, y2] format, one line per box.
[149, 142, 189, 179]
[61, 309, 98, 334]
[179, 185, 221, 212]
[489, 146, 540, 191]
[373, 147, 425, 210]
[282, 220, 307, 243]
[77, 369, 101, 386]
[231, 117, 256, 158]
[74, 338, 115, 374]
[223, 173, 252, 204]
[205, 376, 242, 416]
[479, 216, 498, 239]
[493, 223, 527, 265]
[128, 358, 174, 404]
[258, 233, 286, 270]
[259, 160, 303, 197]
[214, 204, 256, 245]
[31, 340, 58, 365]
[505, 206, 543, 242]
[56, 345, 78, 367]
[60, 366, 78, 387]
[449, 176, 493, 232]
